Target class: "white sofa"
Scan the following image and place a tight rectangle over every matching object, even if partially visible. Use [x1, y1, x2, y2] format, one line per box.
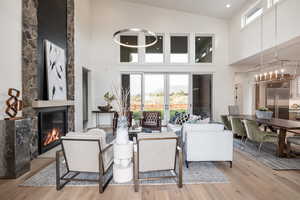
[182, 123, 233, 168]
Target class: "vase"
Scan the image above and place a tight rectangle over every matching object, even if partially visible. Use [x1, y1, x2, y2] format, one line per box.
[116, 116, 129, 145]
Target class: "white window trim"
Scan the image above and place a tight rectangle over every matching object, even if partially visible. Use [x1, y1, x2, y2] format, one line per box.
[241, 0, 263, 29]
[194, 33, 215, 65]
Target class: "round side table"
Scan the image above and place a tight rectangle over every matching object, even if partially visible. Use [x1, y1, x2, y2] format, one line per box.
[113, 141, 133, 183]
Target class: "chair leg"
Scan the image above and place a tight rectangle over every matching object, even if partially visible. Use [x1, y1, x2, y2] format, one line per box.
[56, 150, 61, 191]
[229, 161, 233, 168]
[185, 160, 189, 168]
[177, 148, 183, 188]
[258, 142, 263, 152]
[98, 152, 104, 193]
[286, 141, 291, 158]
[133, 151, 139, 192]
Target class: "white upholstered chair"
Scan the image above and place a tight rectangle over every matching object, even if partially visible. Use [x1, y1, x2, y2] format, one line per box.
[56, 129, 114, 193]
[133, 132, 183, 192]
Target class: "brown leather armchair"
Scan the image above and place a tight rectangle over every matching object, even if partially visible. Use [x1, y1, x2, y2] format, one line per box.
[140, 111, 162, 132]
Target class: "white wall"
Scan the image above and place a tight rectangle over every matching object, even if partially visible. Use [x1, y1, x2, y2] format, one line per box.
[87, 0, 235, 123]
[0, 0, 22, 120]
[229, 0, 300, 65]
[74, 0, 94, 130]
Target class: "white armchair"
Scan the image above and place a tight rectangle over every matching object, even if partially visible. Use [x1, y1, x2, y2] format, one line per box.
[183, 123, 233, 168]
[133, 132, 183, 192]
[56, 129, 114, 193]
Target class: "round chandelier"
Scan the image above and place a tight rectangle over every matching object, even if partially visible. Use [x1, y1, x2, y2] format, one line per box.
[113, 28, 158, 48]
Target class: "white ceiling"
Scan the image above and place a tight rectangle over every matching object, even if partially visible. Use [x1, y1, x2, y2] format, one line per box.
[119, 0, 254, 19]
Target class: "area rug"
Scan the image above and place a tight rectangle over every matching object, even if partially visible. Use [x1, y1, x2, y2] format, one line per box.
[234, 138, 300, 170]
[20, 160, 228, 187]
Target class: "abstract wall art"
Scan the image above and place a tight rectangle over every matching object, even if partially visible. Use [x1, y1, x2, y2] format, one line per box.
[45, 40, 67, 100]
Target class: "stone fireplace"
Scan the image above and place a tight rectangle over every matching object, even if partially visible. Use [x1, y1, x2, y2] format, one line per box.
[22, 0, 75, 158]
[38, 107, 67, 154]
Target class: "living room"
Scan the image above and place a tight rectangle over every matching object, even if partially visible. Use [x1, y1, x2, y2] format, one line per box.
[1, 0, 300, 199]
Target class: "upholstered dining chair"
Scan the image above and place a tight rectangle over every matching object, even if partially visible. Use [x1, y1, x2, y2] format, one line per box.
[230, 117, 247, 141]
[221, 115, 232, 130]
[140, 111, 162, 132]
[133, 132, 183, 192]
[286, 136, 300, 157]
[56, 129, 113, 193]
[242, 119, 277, 152]
[228, 105, 240, 115]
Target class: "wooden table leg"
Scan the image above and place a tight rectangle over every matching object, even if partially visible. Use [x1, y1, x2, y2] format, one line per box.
[277, 128, 287, 157]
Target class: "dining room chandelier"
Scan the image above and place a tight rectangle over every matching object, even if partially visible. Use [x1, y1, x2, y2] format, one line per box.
[254, 4, 300, 83]
[113, 28, 158, 48]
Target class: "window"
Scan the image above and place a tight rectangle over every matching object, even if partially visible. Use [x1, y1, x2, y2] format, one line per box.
[170, 35, 189, 63]
[145, 35, 164, 63]
[268, 0, 280, 8]
[120, 35, 138, 63]
[195, 36, 213, 63]
[242, 1, 263, 28]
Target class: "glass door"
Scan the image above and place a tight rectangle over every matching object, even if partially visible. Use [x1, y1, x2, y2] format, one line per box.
[144, 74, 166, 123]
[168, 74, 190, 121]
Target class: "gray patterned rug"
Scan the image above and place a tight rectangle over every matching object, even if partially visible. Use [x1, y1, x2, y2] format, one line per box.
[234, 138, 300, 170]
[20, 160, 228, 187]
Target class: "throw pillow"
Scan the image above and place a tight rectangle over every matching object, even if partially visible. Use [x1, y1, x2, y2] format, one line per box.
[175, 113, 190, 125]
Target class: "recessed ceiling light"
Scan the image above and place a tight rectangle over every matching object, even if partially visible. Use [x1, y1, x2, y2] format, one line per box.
[226, 4, 231, 8]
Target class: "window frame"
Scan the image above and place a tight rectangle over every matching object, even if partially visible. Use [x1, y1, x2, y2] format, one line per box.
[144, 33, 166, 64]
[169, 33, 190, 64]
[194, 34, 215, 65]
[241, 0, 264, 28]
[118, 33, 140, 64]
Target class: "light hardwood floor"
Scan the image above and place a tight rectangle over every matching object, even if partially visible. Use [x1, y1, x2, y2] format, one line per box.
[1, 150, 300, 200]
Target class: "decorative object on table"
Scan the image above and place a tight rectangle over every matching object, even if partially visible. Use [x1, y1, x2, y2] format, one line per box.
[113, 28, 158, 48]
[99, 92, 116, 112]
[45, 40, 67, 100]
[111, 86, 133, 183]
[5, 88, 23, 120]
[0, 118, 31, 178]
[140, 111, 162, 132]
[255, 107, 273, 120]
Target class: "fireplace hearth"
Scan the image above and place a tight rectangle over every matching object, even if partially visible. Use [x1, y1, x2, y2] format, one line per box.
[38, 107, 67, 154]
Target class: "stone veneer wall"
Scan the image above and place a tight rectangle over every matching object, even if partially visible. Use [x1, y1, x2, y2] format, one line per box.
[22, 0, 75, 158]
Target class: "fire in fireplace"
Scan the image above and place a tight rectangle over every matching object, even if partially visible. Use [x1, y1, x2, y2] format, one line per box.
[38, 107, 67, 154]
[43, 128, 62, 146]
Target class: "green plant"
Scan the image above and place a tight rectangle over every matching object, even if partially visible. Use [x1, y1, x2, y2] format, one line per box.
[104, 92, 116, 105]
[258, 107, 269, 111]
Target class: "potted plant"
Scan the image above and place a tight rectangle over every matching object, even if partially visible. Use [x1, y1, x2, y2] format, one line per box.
[98, 92, 116, 112]
[256, 107, 273, 120]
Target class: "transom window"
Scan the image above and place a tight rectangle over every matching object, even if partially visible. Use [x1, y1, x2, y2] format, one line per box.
[145, 35, 164, 63]
[195, 36, 213, 63]
[242, 0, 263, 28]
[170, 35, 189, 63]
[120, 35, 138, 63]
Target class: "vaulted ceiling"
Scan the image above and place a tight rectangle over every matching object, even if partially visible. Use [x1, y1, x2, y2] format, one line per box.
[120, 0, 255, 19]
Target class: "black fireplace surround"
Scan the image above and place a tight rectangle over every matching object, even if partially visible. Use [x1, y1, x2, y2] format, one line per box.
[38, 107, 67, 154]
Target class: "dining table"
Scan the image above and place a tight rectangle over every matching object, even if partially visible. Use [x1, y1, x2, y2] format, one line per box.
[229, 115, 300, 157]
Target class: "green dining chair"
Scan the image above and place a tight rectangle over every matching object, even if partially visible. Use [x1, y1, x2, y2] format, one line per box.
[242, 119, 278, 152]
[230, 117, 247, 141]
[221, 115, 232, 130]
